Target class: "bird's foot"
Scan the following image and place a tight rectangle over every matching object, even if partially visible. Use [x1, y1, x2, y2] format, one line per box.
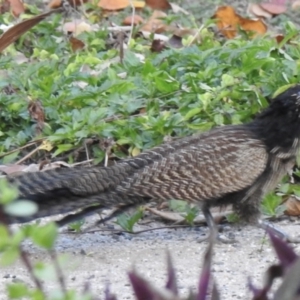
[196, 227, 237, 244]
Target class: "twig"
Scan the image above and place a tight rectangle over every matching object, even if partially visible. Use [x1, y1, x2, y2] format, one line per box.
[65, 224, 203, 235]
[49, 249, 67, 295]
[71, 159, 94, 167]
[106, 26, 132, 31]
[0, 209, 44, 292]
[84, 141, 91, 166]
[0, 138, 45, 159]
[186, 24, 204, 47]
[127, 0, 135, 45]
[15, 147, 40, 165]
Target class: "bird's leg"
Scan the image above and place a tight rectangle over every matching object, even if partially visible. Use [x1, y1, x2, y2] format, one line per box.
[258, 220, 300, 243]
[199, 206, 236, 243]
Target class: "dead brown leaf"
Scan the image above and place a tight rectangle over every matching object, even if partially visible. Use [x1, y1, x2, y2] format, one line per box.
[63, 20, 91, 35]
[122, 14, 144, 25]
[0, 8, 62, 53]
[213, 6, 267, 39]
[150, 39, 166, 52]
[0, 0, 11, 14]
[248, 3, 273, 19]
[69, 36, 85, 51]
[141, 10, 168, 33]
[98, 0, 145, 10]
[145, 0, 171, 10]
[275, 34, 284, 43]
[292, 0, 300, 9]
[259, 3, 287, 15]
[8, 0, 24, 17]
[28, 100, 45, 135]
[285, 197, 300, 216]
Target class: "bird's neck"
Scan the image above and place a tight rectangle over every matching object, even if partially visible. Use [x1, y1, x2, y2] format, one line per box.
[249, 115, 300, 157]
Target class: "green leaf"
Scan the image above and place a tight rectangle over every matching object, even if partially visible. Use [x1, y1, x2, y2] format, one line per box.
[2, 151, 20, 164]
[221, 74, 235, 87]
[261, 193, 283, 217]
[68, 220, 85, 232]
[7, 283, 29, 298]
[214, 114, 224, 125]
[184, 107, 201, 121]
[0, 225, 9, 249]
[4, 200, 38, 217]
[226, 213, 240, 223]
[0, 179, 19, 204]
[116, 209, 143, 232]
[31, 223, 58, 249]
[169, 199, 187, 213]
[0, 247, 19, 266]
[34, 261, 57, 281]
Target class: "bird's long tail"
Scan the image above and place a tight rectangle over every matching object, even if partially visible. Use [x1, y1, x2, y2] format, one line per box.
[4, 163, 148, 225]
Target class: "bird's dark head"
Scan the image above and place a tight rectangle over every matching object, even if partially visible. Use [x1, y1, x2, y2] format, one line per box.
[256, 84, 300, 123]
[252, 84, 300, 153]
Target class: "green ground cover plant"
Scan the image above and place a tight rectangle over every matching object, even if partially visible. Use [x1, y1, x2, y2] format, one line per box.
[2, 0, 300, 298]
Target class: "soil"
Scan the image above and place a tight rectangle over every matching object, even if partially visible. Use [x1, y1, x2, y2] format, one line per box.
[1, 215, 300, 299]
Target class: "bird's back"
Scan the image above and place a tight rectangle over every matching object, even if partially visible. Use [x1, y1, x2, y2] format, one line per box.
[7, 124, 268, 223]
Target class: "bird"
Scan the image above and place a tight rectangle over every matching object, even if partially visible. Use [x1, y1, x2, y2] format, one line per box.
[3, 85, 300, 241]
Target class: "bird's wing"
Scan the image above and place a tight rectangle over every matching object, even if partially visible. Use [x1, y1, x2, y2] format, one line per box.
[116, 126, 269, 202]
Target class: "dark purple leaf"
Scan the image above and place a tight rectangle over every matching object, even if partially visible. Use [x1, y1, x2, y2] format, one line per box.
[248, 278, 265, 299]
[248, 263, 283, 299]
[128, 270, 157, 300]
[267, 229, 298, 268]
[196, 236, 214, 300]
[211, 281, 220, 300]
[273, 258, 300, 300]
[165, 251, 178, 295]
[104, 284, 118, 300]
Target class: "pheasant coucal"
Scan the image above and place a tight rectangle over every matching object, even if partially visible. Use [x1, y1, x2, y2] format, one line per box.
[3, 85, 300, 239]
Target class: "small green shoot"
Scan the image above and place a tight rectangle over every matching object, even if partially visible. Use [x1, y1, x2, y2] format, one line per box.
[169, 199, 199, 225]
[226, 212, 240, 223]
[68, 220, 85, 232]
[261, 193, 285, 218]
[116, 208, 144, 232]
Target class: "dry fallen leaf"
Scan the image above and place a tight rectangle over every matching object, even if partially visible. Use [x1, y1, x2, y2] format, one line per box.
[169, 3, 189, 15]
[28, 100, 45, 135]
[145, 0, 171, 10]
[292, 0, 300, 9]
[248, 3, 273, 19]
[0, 0, 10, 14]
[275, 34, 284, 43]
[141, 10, 168, 33]
[259, 3, 287, 15]
[285, 197, 300, 216]
[214, 6, 267, 39]
[98, 0, 145, 10]
[69, 36, 85, 51]
[8, 0, 24, 17]
[38, 140, 53, 152]
[150, 39, 166, 52]
[63, 20, 91, 35]
[0, 8, 62, 53]
[122, 14, 144, 25]
[239, 18, 267, 36]
[0, 164, 28, 175]
[131, 147, 141, 157]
